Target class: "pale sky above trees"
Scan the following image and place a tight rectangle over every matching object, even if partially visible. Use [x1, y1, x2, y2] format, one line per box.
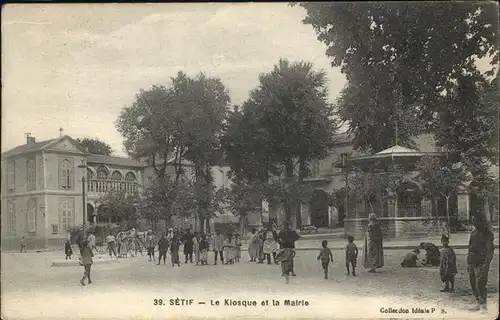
[2, 3, 491, 156]
[2, 3, 345, 155]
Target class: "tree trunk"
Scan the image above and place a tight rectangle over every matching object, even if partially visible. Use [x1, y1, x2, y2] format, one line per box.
[199, 216, 205, 234]
[296, 157, 307, 229]
[445, 196, 450, 238]
[284, 158, 294, 224]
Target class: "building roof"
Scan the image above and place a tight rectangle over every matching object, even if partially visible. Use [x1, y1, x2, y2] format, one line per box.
[2, 135, 89, 158]
[375, 145, 420, 155]
[347, 144, 447, 163]
[1, 138, 55, 157]
[87, 154, 145, 168]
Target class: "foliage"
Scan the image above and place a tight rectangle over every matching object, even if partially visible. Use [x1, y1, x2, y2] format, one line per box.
[98, 189, 140, 223]
[170, 72, 230, 233]
[222, 105, 276, 183]
[435, 74, 498, 164]
[245, 59, 338, 166]
[223, 59, 338, 225]
[295, 2, 498, 153]
[415, 156, 470, 200]
[75, 138, 113, 156]
[346, 163, 405, 212]
[116, 84, 186, 180]
[116, 72, 230, 233]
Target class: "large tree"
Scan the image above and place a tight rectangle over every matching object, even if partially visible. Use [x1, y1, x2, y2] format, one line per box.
[116, 83, 188, 229]
[234, 59, 338, 227]
[75, 138, 113, 155]
[169, 72, 231, 234]
[295, 2, 498, 153]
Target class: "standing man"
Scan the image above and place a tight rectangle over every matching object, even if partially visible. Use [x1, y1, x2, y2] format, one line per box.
[181, 228, 195, 263]
[157, 233, 168, 265]
[106, 232, 117, 258]
[145, 229, 156, 262]
[467, 215, 495, 313]
[278, 221, 300, 276]
[211, 230, 225, 265]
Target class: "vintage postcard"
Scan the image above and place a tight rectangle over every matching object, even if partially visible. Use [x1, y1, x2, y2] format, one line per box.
[1, 2, 499, 319]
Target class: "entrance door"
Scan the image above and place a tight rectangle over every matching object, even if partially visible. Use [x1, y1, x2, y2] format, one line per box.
[310, 189, 329, 227]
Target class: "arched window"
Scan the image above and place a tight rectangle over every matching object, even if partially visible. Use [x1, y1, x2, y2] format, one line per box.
[111, 171, 123, 181]
[87, 168, 95, 180]
[27, 159, 36, 190]
[59, 158, 73, 190]
[97, 166, 109, 180]
[27, 198, 36, 233]
[125, 172, 137, 182]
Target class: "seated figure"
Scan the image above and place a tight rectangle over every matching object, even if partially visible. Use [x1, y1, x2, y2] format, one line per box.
[419, 242, 441, 266]
[401, 248, 422, 268]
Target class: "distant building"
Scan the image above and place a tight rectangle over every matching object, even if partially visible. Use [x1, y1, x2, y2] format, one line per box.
[265, 133, 498, 238]
[0, 135, 234, 249]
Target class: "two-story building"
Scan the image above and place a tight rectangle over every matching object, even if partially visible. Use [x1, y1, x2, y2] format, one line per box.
[1, 135, 90, 249]
[1, 134, 236, 249]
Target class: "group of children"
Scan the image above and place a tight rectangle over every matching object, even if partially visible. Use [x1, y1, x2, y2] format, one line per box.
[400, 234, 457, 292]
[73, 226, 455, 289]
[314, 235, 359, 282]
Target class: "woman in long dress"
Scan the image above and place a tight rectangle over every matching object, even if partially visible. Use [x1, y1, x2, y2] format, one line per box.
[223, 233, 236, 264]
[257, 230, 266, 264]
[263, 229, 279, 264]
[193, 232, 201, 266]
[248, 228, 259, 262]
[361, 213, 384, 273]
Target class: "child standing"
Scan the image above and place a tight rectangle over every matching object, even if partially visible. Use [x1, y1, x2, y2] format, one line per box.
[20, 236, 26, 253]
[157, 234, 168, 265]
[170, 234, 181, 267]
[439, 234, 457, 292]
[79, 240, 94, 286]
[345, 235, 358, 276]
[65, 240, 73, 260]
[317, 240, 334, 279]
[234, 234, 242, 263]
[276, 248, 296, 284]
[199, 234, 209, 265]
[223, 233, 236, 264]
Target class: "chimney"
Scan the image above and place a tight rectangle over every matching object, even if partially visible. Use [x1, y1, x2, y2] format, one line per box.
[27, 136, 36, 145]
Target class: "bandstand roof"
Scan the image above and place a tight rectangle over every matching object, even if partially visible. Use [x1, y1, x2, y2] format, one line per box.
[345, 144, 447, 163]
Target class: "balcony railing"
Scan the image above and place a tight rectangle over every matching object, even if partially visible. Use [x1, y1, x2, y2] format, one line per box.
[87, 179, 139, 194]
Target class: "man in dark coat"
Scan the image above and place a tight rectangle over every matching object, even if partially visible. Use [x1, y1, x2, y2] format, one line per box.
[467, 215, 494, 313]
[181, 229, 195, 263]
[278, 221, 300, 276]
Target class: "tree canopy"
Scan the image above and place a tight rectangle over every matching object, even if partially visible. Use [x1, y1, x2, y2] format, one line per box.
[116, 71, 230, 233]
[295, 2, 499, 153]
[75, 138, 113, 156]
[222, 58, 338, 226]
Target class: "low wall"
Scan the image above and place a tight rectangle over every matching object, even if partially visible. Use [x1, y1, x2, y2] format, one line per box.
[344, 216, 448, 240]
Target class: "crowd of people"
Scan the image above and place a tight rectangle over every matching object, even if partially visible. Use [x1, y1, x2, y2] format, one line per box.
[75, 213, 495, 313]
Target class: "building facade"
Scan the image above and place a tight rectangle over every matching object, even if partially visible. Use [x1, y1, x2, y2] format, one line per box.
[1, 135, 235, 249]
[2, 132, 496, 248]
[266, 133, 499, 238]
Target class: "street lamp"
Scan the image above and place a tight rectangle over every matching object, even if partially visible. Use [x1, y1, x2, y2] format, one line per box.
[78, 160, 88, 239]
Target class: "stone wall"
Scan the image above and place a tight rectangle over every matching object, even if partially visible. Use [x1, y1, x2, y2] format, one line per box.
[345, 216, 447, 241]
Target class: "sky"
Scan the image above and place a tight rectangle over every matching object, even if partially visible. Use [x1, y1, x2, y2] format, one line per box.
[2, 3, 346, 157]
